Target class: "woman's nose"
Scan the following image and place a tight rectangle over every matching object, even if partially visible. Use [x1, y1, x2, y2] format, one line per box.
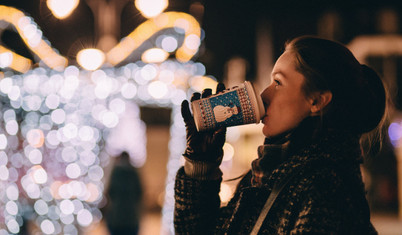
[260, 85, 272, 101]
[260, 87, 269, 107]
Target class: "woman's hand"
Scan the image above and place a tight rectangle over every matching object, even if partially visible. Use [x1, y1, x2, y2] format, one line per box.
[181, 83, 227, 162]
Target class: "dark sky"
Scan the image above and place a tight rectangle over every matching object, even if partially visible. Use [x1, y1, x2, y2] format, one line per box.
[1, 0, 401, 79]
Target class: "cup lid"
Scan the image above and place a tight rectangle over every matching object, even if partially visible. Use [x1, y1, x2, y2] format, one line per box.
[244, 81, 265, 122]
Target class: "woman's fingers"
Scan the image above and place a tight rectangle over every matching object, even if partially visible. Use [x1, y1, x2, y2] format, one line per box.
[190, 92, 201, 102]
[181, 100, 193, 124]
[184, 84, 225, 131]
[190, 84, 224, 103]
[216, 83, 226, 93]
[201, 88, 212, 98]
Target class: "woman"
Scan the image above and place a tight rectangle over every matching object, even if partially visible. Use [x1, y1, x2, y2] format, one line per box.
[174, 36, 386, 234]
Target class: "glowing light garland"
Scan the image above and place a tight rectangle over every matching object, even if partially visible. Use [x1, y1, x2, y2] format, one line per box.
[106, 11, 202, 65]
[0, 61, 216, 234]
[0, 6, 201, 72]
[0, 4, 209, 235]
[0, 6, 68, 71]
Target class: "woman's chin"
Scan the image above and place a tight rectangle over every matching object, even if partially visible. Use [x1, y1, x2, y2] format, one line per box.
[262, 126, 271, 138]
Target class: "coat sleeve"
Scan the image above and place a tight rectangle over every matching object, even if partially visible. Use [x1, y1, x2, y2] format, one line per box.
[174, 167, 222, 235]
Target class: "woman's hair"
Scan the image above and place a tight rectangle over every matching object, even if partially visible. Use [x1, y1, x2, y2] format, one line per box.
[285, 36, 387, 136]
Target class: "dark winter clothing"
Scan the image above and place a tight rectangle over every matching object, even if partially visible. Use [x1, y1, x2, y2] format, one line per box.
[104, 153, 143, 235]
[174, 118, 377, 234]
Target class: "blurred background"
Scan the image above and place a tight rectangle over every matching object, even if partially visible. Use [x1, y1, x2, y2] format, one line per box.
[0, 0, 401, 234]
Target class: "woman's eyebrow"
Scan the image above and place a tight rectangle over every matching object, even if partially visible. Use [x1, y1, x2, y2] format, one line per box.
[271, 71, 286, 78]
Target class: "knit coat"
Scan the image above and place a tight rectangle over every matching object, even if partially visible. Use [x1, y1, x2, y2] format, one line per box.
[174, 121, 378, 234]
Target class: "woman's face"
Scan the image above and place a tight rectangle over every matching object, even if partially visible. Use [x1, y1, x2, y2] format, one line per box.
[260, 50, 314, 137]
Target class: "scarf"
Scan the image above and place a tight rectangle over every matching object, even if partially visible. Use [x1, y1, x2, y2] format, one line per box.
[250, 116, 363, 188]
[251, 134, 291, 187]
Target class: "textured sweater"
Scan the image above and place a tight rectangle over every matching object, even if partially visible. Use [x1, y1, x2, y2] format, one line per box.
[174, 125, 378, 234]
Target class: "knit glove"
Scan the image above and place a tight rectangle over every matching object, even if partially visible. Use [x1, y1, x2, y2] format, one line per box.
[181, 83, 227, 179]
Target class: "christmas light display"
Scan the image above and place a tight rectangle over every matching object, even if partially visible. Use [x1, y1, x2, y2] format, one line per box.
[0, 4, 215, 235]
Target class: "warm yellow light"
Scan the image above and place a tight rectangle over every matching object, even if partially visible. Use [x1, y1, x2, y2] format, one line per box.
[222, 143, 235, 162]
[77, 49, 105, 71]
[107, 12, 201, 65]
[85, 183, 100, 202]
[50, 181, 63, 199]
[135, 0, 168, 18]
[0, 6, 68, 70]
[189, 76, 218, 93]
[219, 183, 234, 203]
[47, 0, 79, 19]
[0, 46, 32, 73]
[26, 129, 45, 148]
[141, 48, 169, 63]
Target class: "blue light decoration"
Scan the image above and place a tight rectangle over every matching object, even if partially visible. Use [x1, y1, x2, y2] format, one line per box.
[388, 121, 402, 147]
[0, 5, 218, 235]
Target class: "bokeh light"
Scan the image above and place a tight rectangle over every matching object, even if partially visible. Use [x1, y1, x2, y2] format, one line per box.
[135, 0, 168, 18]
[219, 183, 234, 204]
[0, 59, 213, 234]
[222, 143, 235, 162]
[77, 49, 105, 71]
[0, 6, 68, 71]
[47, 0, 80, 19]
[160, 35, 179, 52]
[389, 121, 402, 147]
[0, 4, 208, 235]
[141, 48, 169, 63]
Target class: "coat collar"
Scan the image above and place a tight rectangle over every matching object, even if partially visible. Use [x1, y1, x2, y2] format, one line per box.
[251, 117, 362, 188]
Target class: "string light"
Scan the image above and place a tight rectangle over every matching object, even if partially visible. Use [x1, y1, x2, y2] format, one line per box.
[0, 6, 201, 73]
[0, 6, 68, 71]
[141, 48, 169, 63]
[0, 60, 215, 234]
[76, 49, 105, 71]
[46, 0, 80, 19]
[0, 4, 211, 235]
[106, 11, 201, 65]
[0, 46, 32, 73]
[135, 0, 168, 18]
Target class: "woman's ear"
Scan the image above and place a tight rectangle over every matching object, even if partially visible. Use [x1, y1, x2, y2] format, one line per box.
[310, 91, 332, 115]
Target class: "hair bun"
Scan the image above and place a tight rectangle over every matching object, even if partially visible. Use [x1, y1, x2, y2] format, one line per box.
[356, 64, 386, 133]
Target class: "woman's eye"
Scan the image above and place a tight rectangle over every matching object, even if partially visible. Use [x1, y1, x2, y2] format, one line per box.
[274, 79, 281, 87]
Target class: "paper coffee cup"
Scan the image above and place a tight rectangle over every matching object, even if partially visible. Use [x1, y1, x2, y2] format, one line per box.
[191, 81, 265, 131]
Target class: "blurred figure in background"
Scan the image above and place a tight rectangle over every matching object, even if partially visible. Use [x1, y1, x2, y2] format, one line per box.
[103, 151, 143, 235]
